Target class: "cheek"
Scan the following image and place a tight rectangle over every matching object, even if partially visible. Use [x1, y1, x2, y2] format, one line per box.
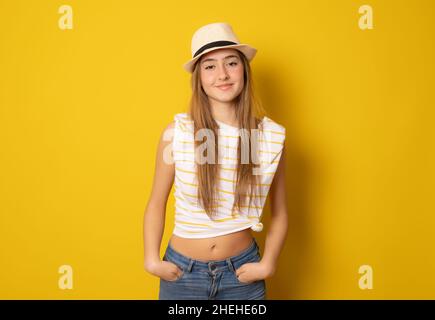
[200, 72, 214, 86]
[232, 71, 244, 87]
[230, 66, 244, 81]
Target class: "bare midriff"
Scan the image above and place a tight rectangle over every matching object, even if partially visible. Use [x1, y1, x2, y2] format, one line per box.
[169, 228, 254, 262]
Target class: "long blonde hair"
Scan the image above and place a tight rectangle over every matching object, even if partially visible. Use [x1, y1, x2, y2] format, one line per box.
[188, 49, 267, 220]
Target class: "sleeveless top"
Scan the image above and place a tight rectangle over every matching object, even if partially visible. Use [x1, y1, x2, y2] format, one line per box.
[171, 112, 286, 238]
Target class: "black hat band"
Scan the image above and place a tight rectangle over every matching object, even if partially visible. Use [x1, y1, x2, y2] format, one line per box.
[193, 40, 238, 58]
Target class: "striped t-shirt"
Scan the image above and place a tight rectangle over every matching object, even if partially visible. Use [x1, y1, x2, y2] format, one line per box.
[171, 112, 286, 238]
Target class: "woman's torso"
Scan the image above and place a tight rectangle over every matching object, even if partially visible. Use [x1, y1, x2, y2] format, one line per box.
[170, 228, 254, 262]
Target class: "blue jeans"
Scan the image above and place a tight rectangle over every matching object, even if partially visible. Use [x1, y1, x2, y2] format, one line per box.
[159, 238, 266, 300]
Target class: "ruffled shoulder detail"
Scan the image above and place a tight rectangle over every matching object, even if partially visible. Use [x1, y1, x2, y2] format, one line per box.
[261, 116, 286, 137]
[260, 116, 286, 148]
[173, 112, 194, 132]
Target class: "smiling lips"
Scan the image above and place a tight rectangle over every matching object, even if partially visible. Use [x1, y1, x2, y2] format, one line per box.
[216, 84, 233, 91]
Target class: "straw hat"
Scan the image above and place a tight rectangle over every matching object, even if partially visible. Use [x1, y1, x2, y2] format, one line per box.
[183, 22, 257, 73]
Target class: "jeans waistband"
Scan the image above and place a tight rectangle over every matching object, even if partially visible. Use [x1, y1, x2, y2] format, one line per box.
[165, 238, 259, 274]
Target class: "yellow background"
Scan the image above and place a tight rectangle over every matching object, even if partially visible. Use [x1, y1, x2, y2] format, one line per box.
[0, 0, 434, 299]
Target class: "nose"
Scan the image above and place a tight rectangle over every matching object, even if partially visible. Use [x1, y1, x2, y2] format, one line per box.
[217, 64, 229, 81]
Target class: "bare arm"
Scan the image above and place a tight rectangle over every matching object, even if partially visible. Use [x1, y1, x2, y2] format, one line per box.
[235, 144, 288, 283]
[260, 144, 288, 277]
[143, 121, 175, 272]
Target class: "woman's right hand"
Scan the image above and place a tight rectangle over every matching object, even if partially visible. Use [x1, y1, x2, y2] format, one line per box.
[145, 260, 184, 282]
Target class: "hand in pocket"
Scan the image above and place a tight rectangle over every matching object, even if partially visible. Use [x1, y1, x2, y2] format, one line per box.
[235, 260, 273, 283]
[157, 260, 184, 282]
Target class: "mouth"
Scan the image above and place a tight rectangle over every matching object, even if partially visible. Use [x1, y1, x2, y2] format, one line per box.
[216, 84, 233, 91]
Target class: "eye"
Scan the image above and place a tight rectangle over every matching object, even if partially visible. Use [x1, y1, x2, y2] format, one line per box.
[205, 65, 214, 70]
[229, 61, 238, 66]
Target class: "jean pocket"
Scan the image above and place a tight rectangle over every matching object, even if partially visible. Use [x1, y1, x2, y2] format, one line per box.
[162, 254, 185, 283]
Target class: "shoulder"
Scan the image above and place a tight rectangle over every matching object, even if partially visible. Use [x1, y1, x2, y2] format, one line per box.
[159, 115, 181, 142]
[162, 119, 175, 136]
[159, 121, 175, 146]
[165, 121, 175, 130]
[162, 112, 191, 133]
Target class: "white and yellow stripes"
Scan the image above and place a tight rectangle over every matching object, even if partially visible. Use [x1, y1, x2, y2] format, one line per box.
[171, 112, 285, 239]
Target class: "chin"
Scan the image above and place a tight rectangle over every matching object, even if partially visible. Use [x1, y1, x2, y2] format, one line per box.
[215, 96, 237, 103]
[215, 91, 239, 100]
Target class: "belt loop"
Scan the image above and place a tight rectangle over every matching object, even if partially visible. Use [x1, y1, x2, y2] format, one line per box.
[226, 258, 235, 273]
[186, 259, 194, 273]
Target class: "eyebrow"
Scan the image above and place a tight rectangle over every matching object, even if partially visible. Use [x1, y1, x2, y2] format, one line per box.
[201, 55, 239, 65]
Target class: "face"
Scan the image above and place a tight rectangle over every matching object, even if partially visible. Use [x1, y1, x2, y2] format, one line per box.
[198, 48, 245, 105]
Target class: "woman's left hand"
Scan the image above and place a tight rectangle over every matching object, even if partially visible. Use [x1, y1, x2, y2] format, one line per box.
[235, 261, 275, 284]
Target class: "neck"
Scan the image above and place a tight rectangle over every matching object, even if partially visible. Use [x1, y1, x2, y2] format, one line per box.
[209, 99, 238, 126]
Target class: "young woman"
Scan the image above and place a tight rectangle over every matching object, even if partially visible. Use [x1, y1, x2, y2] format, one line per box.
[143, 22, 288, 300]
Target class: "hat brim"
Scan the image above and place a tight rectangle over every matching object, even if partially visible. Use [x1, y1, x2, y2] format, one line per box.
[183, 44, 257, 73]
